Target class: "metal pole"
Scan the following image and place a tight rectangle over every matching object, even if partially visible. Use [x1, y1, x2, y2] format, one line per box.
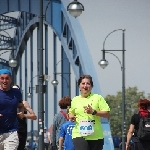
[122, 30, 125, 150]
[100, 29, 126, 150]
[31, 87, 33, 150]
[38, 0, 44, 149]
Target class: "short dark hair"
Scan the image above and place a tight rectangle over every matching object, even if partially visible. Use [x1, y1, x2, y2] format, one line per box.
[138, 99, 149, 110]
[77, 75, 93, 87]
[58, 96, 71, 109]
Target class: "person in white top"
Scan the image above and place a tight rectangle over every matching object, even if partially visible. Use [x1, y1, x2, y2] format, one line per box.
[44, 127, 51, 150]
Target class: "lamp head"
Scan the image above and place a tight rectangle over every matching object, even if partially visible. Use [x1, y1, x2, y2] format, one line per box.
[98, 59, 109, 69]
[9, 58, 17, 67]
[27, 92, 32, 98]
[51, 79, 59, 86]
[67, 0, 84, 18]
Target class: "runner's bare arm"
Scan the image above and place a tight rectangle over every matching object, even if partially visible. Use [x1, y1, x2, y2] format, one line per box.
[95, 111, 110, 118]
[84, 104, 110, 118]
[48, 132, 52, 144]
[58, 137, 64, 150]
[126, 124, 134, 150]
[23, 100, 37, 120]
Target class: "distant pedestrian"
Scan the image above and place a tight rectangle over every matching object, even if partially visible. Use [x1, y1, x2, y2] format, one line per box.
[25, 140, 30, 150]
[51, 96, 71, 149]
[31, 140, 37, 150]
[44, 127, 51, 150]
[113, 133, 121, 150]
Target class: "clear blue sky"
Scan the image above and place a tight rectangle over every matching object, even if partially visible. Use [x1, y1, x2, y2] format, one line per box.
[77, 0, 150, 97]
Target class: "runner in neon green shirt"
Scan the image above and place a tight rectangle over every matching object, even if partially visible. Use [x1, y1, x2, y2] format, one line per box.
[69, 75, 110, 150]
[70, 93, 110, 140]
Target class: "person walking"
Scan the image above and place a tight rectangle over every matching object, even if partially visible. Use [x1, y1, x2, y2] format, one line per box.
[69, 74, 110, 150]
[113, 133, 121, 150]
[12, 84, 37, 150]
[25, 140, 30, 150]
[44, 127, 51, 150]
[51, 96, 71, 149]
[126, 99, 150, 150]
[0, 69, 24, 150]
[58, 106, 75, 150]
[31, 140, 37, 150]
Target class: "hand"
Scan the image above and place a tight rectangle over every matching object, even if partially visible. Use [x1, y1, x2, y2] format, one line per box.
[126, 144, 130, 150]
[17, 112, 24, 119]
[83, 104, 93, 114]
[0, 114, 3, 117]
[69, 114, 76, 122]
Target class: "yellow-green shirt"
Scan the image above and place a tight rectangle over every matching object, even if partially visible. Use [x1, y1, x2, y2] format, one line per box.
[69, 93, 110, 140]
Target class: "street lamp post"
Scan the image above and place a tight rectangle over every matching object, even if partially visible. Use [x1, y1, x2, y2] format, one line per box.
[27, 75, 39, 150]
[51, 72, 71, 115]
[51, 58, 71, 95]
[51, 58, 71, 115]
[37, 0, 83, 148]
[38, 0, 45, 149]
[27, 74, 49, 150]
[98, 29, 126, 150]
[51, 74, 70, 92]
[27, 75, 49, 98]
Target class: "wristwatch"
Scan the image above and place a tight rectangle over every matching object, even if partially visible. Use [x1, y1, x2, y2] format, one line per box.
[92, 110, 97, 115]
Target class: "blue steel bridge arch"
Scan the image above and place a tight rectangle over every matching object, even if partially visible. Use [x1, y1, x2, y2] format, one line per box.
[0, 0, 113, 149]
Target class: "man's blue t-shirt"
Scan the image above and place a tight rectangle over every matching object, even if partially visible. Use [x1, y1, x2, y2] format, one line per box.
[0, 88, 22, 133]
[59, 121, 75, 150]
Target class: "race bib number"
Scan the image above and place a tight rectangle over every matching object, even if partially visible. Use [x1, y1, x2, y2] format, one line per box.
[79, 120, 94, 136]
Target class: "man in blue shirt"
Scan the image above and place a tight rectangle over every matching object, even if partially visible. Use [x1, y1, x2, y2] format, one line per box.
[0, 69, 24, 150]
[59, 106, 75, 150]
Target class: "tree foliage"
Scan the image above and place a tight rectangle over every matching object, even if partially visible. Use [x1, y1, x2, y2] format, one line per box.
[105, 86, 150, 137]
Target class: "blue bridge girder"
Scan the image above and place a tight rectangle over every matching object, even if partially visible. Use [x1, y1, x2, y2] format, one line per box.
[0, 33, 12, 49]
[0, 0, 101, 93]
[0, 14, 18, 30]
[0, 0, 114, 149]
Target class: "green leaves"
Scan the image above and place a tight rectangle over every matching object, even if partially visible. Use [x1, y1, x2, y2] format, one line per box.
[105, 86, 149, 137]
